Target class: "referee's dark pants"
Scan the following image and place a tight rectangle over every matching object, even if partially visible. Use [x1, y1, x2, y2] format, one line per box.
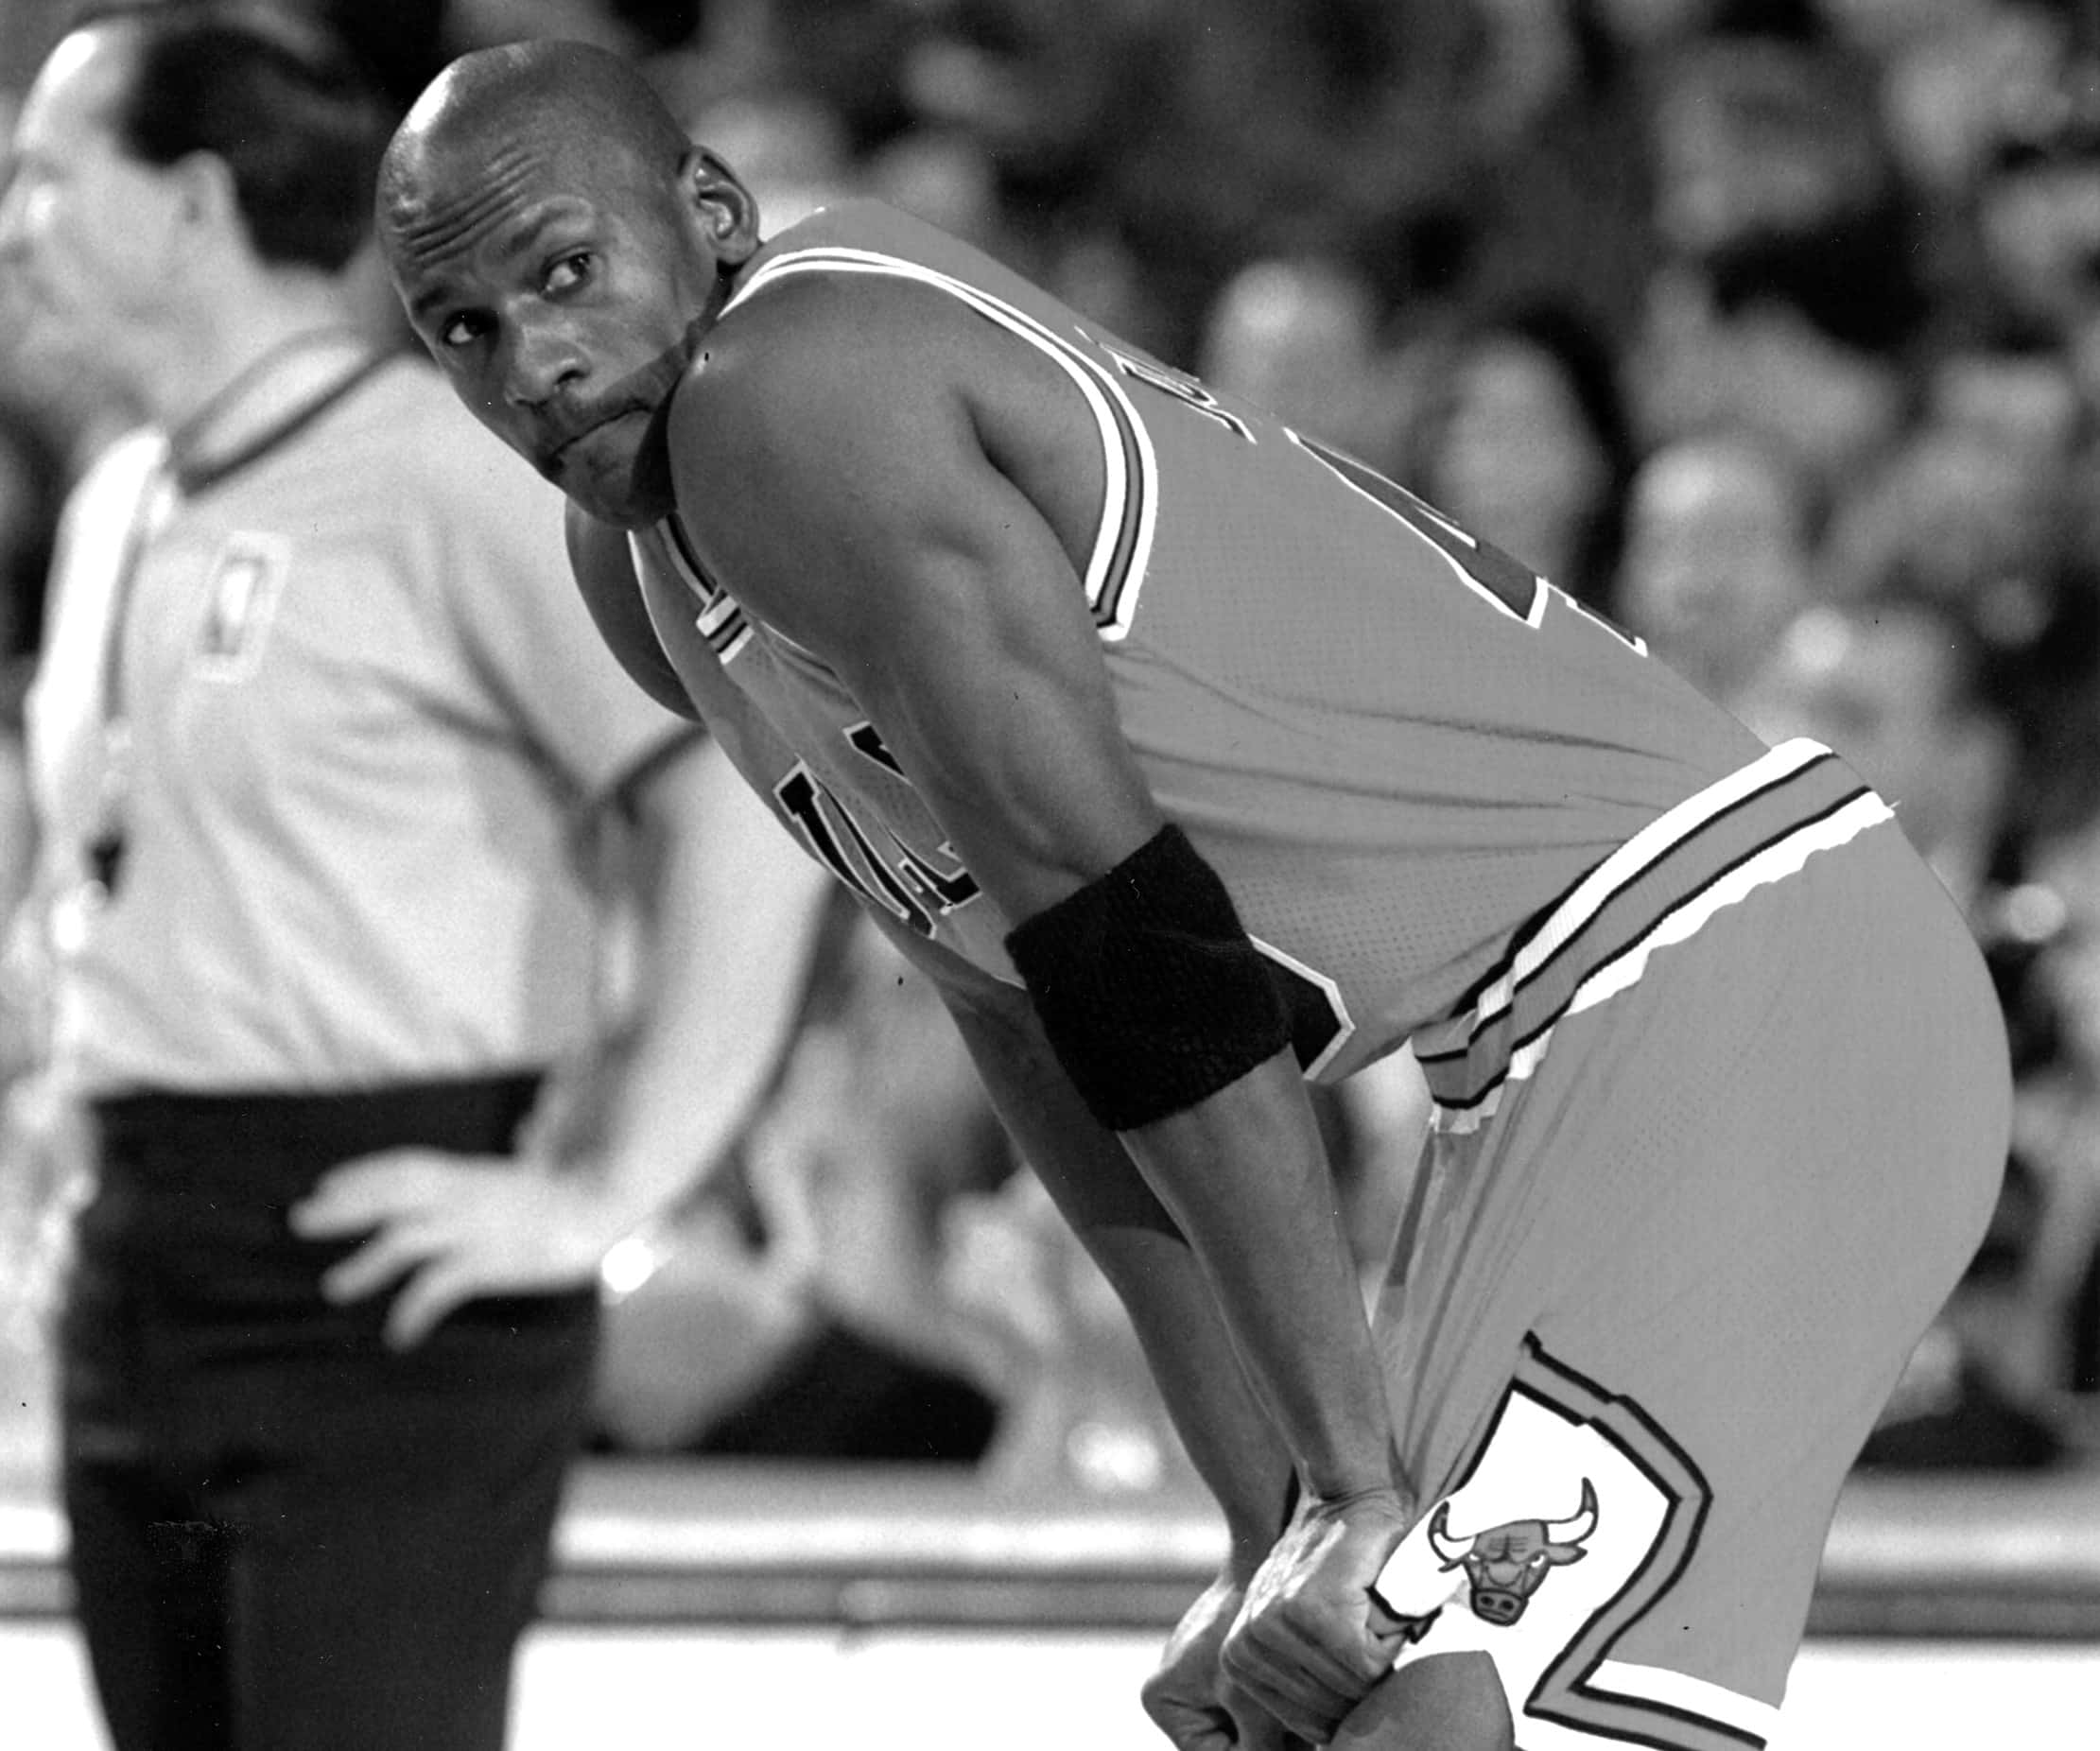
[60, 1076, 601, 1751]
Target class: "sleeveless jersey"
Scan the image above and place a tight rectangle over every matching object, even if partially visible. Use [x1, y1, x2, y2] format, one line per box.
[630, 201, 1787, 1084]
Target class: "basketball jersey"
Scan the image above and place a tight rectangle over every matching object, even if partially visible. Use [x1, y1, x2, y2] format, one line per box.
[630, 201, 1770, 1083]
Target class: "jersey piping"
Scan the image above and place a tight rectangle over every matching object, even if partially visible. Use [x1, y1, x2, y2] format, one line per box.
[722, 245, 1157, 637]
[661, 511, 751, 662]
[1412, 738, 1892, 1131]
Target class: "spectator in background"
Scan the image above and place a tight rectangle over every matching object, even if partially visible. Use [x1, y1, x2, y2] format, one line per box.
[1962, 77, 2100, 361]
[1998, 810, 2100, 1415]
[1445, 0, 1661, 350]
[1194, 254, 1405, 462]
[1864, 0, 2067, 219]
[679, 88, 858, 235]
[1397, 300, 1638, 609]
[1737, 593, 2014, 909]
[1629, 3, 1920, 487]
[649, 0, 915, 166]
[0, 9, 827, 1748]
[597, 906, 1015, 1467]
[860, 125, 1010, 259]
[1616, 430, 1815, 709]
[893, 0, 1491, 366]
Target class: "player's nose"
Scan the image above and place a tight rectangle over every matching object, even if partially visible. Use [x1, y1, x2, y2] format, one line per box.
[502, 319, 588, 407]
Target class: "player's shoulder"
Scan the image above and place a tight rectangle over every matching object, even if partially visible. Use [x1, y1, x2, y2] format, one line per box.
[564, 504, 702, 720]
[684, 205, 995, 416]
[564, 501, 633, 588]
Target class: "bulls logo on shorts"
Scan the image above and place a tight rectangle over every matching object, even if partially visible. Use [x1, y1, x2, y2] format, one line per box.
[1374, 1337, 1777, 1751]
[1424, 1475, 1600, 1628]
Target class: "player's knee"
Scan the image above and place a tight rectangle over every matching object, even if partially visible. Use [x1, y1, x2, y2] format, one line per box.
[1328, 1652, 1514, 1751]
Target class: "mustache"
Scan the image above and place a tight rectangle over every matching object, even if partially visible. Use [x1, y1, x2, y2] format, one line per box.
[531, 337, 690, 462]
[540, 402, 636, 457]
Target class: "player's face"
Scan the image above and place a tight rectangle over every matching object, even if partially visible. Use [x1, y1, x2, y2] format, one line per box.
[0, 28, 182, 391]
[388, 135, 748, 529]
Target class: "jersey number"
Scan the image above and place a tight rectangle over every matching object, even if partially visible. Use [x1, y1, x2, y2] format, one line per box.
[776, 729, 1348, 1072]
[1292, 433, 1644, 654]
[775, 743, 979, 939]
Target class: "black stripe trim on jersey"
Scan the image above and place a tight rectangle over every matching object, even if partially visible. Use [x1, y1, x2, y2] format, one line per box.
[1417, 750, 1848, 1066]
[1087, 381, 1150, 635]
[666, 511, 707, 578]
[1420, 765, 1874, 1116]
[1419, 754, 1842, 1069]
[720, 245, 1155, 639]
[1426, 786, 1868, 1118]
[664, 511, 750, 660]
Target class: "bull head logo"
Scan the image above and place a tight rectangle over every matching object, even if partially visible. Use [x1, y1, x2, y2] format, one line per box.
[1427, 1479, 1599, 1626]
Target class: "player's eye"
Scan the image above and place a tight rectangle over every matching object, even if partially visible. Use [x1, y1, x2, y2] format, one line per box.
[544, 251, 593, 294]
[438, 310, 491, 350]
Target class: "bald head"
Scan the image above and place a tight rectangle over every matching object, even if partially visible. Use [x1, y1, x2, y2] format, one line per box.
[373, 40, 762, 528]
[379, 41, 695, 261]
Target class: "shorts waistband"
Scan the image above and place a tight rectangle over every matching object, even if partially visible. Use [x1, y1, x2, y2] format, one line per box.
[1412, 739, 1890, 1130]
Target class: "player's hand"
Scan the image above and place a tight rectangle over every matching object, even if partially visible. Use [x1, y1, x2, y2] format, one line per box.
[1143, 1573, 1299, 1751]
[1221, 1486, 1415, 1744]
[289, 1152, 617, 1348]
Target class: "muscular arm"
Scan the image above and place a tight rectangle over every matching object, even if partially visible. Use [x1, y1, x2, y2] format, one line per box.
[565, 505, 703, 721]
[671, 277, 1398, 1507]
[867, 910, 1294, 1571]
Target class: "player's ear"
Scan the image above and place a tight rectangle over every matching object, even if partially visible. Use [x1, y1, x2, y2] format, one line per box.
[680, 147, 759, 266]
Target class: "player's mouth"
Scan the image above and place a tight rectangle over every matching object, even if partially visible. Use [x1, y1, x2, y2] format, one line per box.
[544, 407, 641, 474]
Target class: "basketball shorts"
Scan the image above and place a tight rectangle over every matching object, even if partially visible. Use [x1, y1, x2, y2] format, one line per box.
[1372, 738, 2011, 1749]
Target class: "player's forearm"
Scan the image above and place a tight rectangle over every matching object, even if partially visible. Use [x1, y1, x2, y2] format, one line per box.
[986, 822, 1402, 1508]
[944, 986, 1296, 1571]
[1122, 1050, 1400, 1506]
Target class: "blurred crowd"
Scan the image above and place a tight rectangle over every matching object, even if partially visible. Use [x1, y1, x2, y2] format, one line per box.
[9, 0, 2100, 1490]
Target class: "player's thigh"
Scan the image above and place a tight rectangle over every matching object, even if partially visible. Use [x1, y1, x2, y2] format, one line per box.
[1371, 829, 2007, 1744]
[1546, 873, 2003, 1699]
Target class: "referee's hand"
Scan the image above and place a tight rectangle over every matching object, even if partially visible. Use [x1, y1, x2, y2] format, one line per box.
[290, 1151, 616, 1347]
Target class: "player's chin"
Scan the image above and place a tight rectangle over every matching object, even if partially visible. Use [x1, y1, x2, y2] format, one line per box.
[551, 455, 670, 530]
[553, 433, 676, 529]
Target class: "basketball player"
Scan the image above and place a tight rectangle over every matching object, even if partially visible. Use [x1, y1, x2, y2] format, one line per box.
[376, 41, 2011, 1751]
